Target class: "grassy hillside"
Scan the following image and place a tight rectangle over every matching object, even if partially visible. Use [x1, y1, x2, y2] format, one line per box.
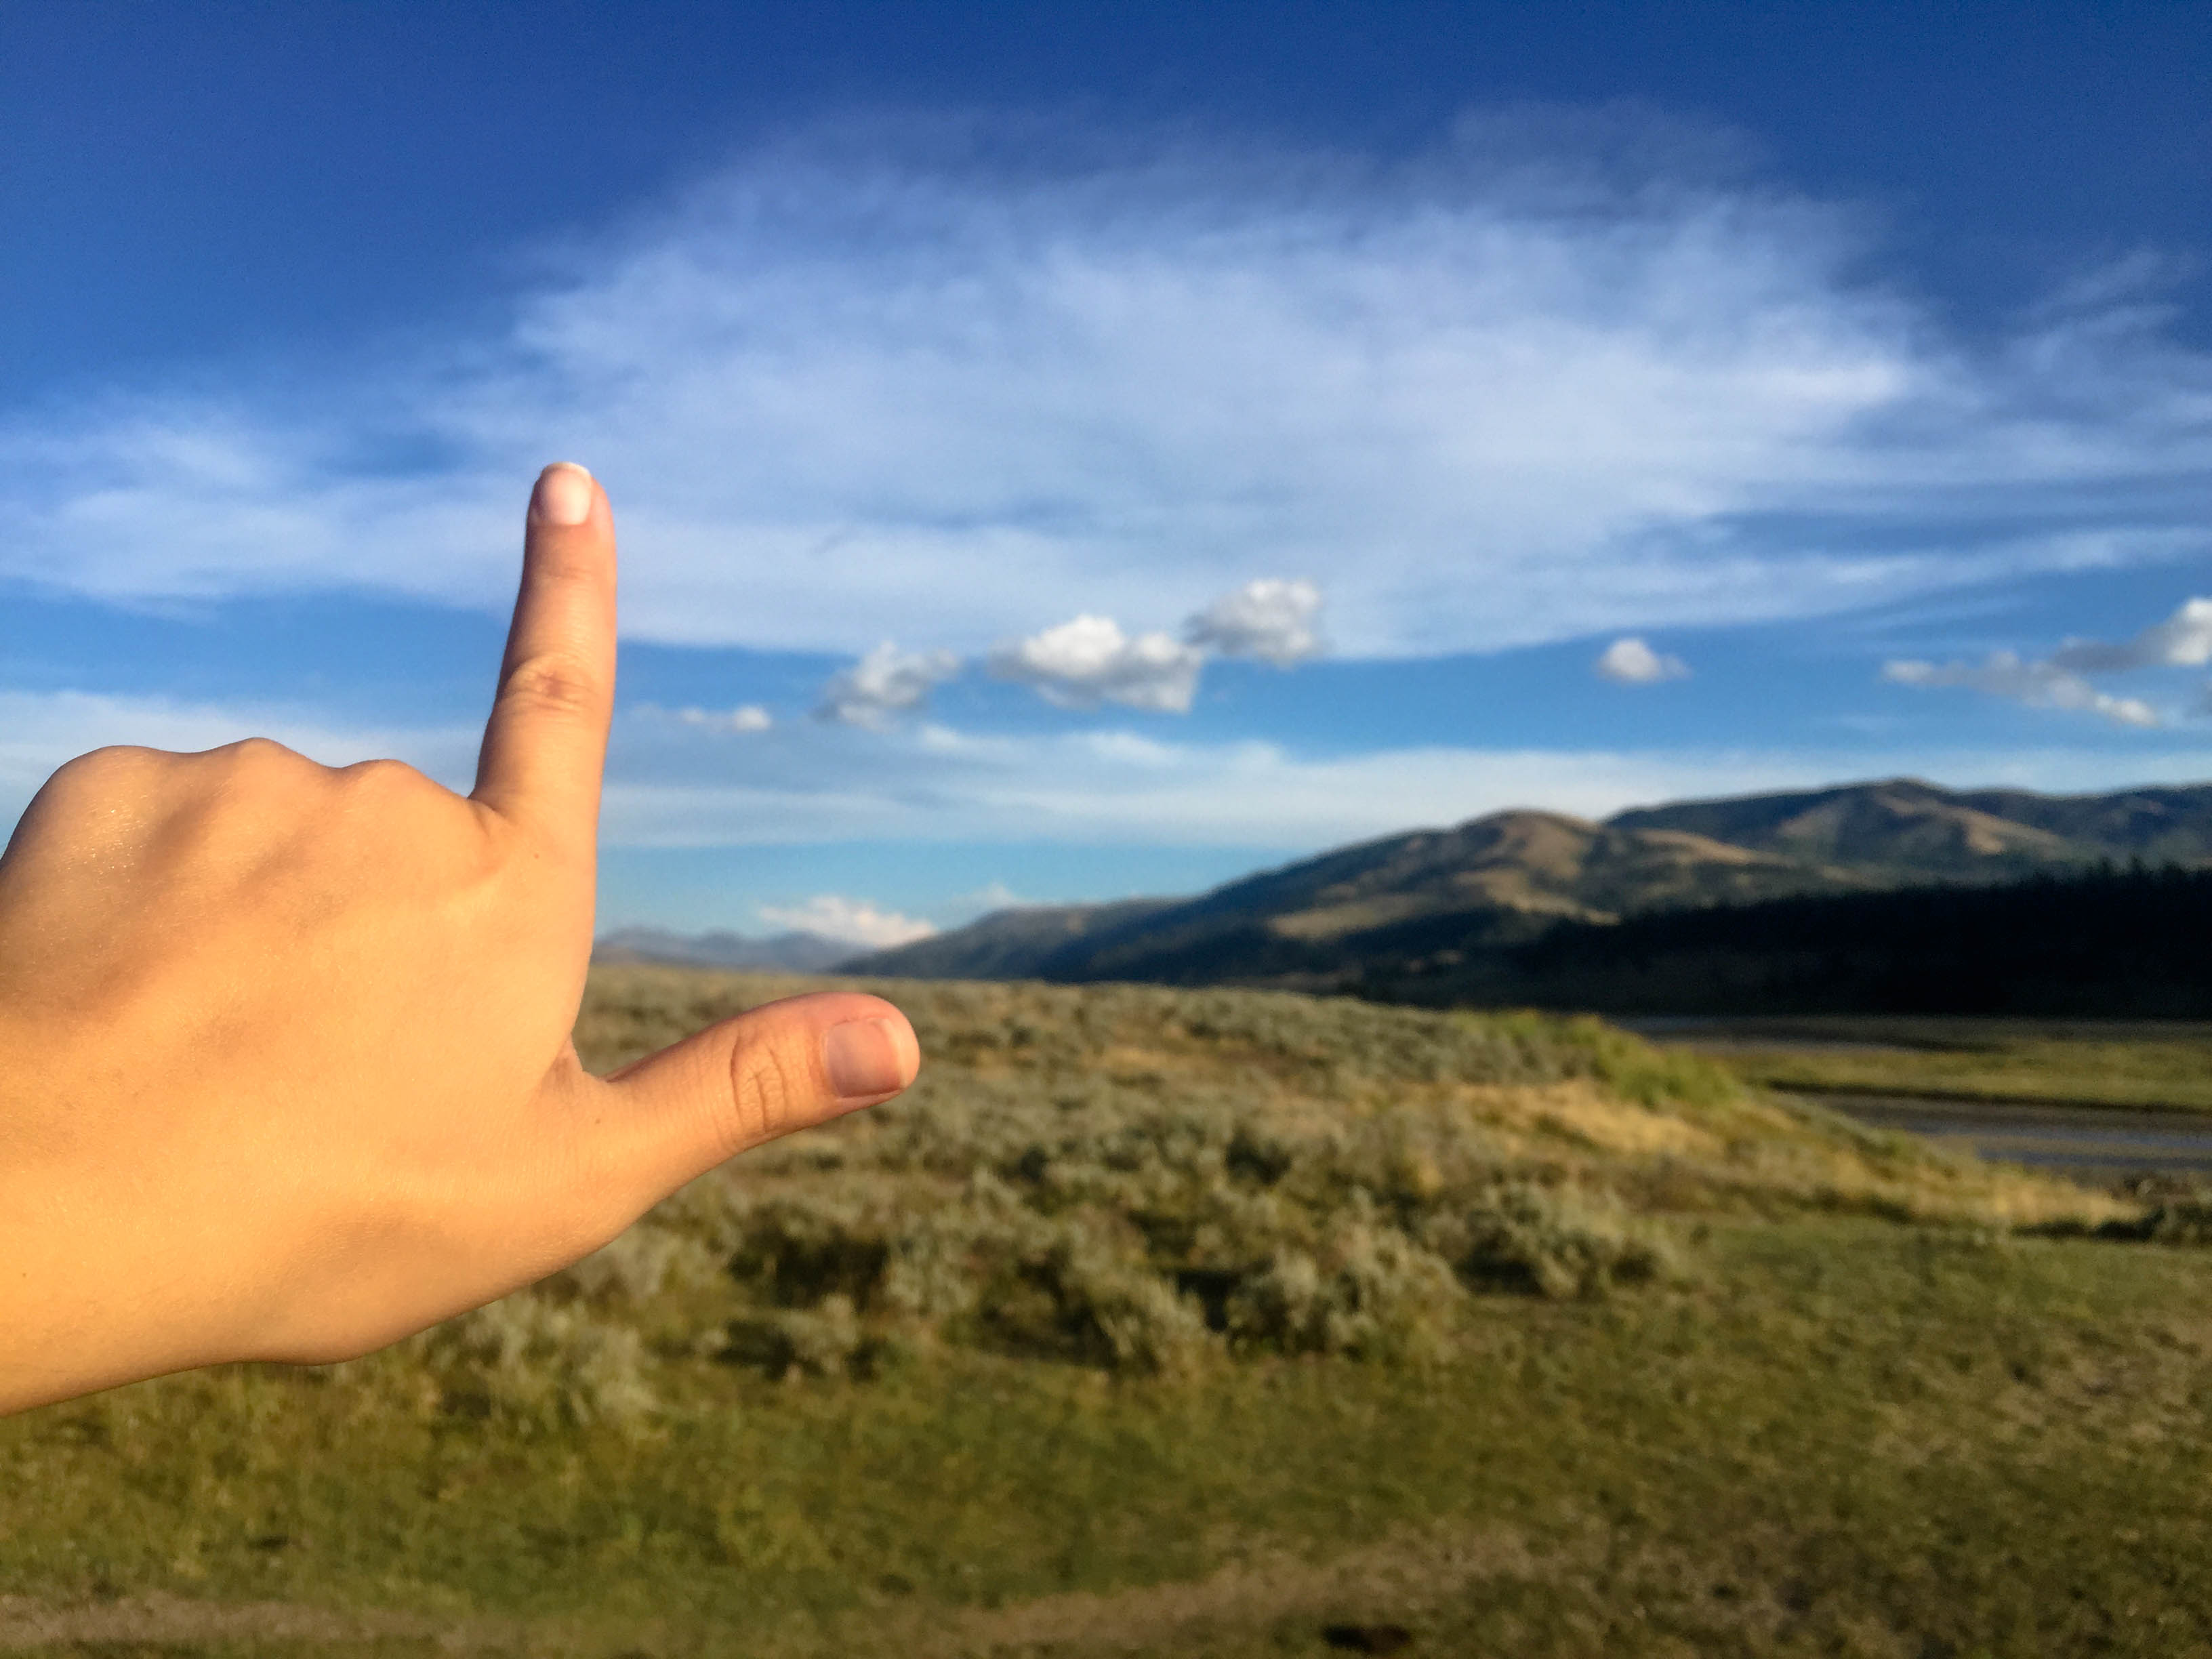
[849, 811, 1877, 987]
[848, 778, 2212, 996]
[1610, 777, 2212, 874]
[14, 968, 2212, 1656]
[1609, 777, 2093, 874]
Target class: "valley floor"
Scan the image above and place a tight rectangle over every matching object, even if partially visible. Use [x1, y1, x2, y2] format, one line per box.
[1631, 1014, 2212, 1115]
[7, 974, 2211, 1657]
[7, 1219, 2212, 1657]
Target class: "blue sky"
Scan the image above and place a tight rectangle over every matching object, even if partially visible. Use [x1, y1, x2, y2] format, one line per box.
[4, 1, 2211, 947]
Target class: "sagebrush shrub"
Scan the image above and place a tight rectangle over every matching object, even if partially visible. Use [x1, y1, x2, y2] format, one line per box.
[409, 1295, 657, 1427]
[1425, 1181, 1681, 1298]
[482, 970, 2018, 1395]
[725, 1293, 868, 1380]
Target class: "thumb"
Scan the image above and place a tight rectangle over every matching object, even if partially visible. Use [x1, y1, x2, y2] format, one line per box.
[597, 991, 920, 1195]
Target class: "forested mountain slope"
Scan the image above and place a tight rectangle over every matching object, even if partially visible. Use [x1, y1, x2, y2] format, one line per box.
[846, 777, 2212, 995]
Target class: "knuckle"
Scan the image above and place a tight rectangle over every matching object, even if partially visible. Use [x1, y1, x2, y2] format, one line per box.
[724, 1038, 814, 1155]
[338, 756, 428, 798]
[46, 743, 160, 794]
[205, 736, 314, 789]
[499, 653, 604, 720]
[219, 735, 299, 767]
[28, 745, 170, 824]
[334, 758, 451, 834]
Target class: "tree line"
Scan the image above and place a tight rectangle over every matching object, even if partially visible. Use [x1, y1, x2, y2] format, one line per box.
[1476, 862, 2212, 1017]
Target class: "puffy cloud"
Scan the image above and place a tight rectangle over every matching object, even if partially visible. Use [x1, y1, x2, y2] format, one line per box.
[8, 117, 2211, 660]
[1882, 653, 2158, 728]
[987, 615, 1204, 712]
[756, 895, 937, 949]
[2051, 598, 2212, 672]
[990, 580, 1319, 715]
[1595, 636, 1690, 684]
[672, 703, 773, 733]
[1184, 578, 1322, 666]
[816, 643, 961, 729]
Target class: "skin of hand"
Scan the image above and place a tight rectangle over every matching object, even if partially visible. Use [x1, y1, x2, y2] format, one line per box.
[0, 464, 920, 1415]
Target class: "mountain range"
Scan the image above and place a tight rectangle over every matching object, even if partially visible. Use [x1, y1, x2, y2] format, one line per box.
[592, 926, 855, 974]
[841, 777, 2212, 996]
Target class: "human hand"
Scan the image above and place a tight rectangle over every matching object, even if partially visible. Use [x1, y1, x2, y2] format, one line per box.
[0, 464, 920, 1414]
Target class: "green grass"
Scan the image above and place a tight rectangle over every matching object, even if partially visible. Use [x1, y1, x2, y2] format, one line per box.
[9, 1222, 2212, 1655]
[1656, 1015, 2212, 1111]
[7, 970, 2207, 1656]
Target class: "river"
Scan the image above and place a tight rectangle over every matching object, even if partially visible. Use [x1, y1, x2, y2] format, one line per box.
[1799, 1091, 2212, 1178]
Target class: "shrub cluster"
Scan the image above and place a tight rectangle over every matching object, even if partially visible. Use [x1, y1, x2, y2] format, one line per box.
[405, 970, 2110, 1416]
[534, 1065, 1686, 1387]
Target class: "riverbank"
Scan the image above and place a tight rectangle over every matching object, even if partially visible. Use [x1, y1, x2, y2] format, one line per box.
[1630, 1015, 2212, 1120]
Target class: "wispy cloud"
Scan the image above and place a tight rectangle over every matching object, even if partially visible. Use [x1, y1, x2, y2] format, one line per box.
[815, 642, 961, 728]
[592, 703, 2212, 851]
[13, 687, 2209, 863]
[1880, 596, 2212, 728]
[1882, 653, 2159, 728]
[668, 703, 773, 733]
[755, 894, 936, 948]
[9, 114, 2209, 660]
[1594, 636, 1690, 684]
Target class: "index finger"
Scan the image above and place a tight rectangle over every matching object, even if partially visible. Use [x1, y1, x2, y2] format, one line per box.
[470, 464, 617, 852]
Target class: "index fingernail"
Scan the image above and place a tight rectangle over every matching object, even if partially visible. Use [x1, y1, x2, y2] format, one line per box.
[531, 463, 595, 526]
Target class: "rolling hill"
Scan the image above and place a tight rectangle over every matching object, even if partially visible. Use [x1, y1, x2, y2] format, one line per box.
[845, 777, 2212, 994]
[1611, 777, 2212, 872]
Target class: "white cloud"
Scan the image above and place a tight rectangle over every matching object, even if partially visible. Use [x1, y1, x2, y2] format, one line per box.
[11, 687, 2209, 863]
[672, 703, 773, 733]
[756, 895, 937, 949]
[2051, 598, 2212, 672]
[590, 703, 2212, 853]
[988, 615, 1204, 712]
[816, 643, 961, 728]
[1595, 636, 1690, 684]
[1184, 578, 1322, 666]
[1882, 653, 2159, 728]
[594, 739, 1794, 849]
[8, 117, 2211, 659]
[1881, 597, 2212, 729]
